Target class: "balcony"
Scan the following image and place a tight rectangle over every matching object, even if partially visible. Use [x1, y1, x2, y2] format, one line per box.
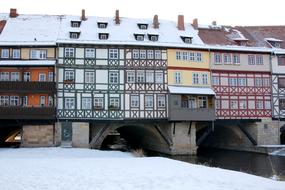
[0, 81, 55, 93]
[0, 107, 56, 120]
[169, 107, 215, 121]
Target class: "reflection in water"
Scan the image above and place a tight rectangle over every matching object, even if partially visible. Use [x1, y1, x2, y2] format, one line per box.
[148, 147, 285, 180]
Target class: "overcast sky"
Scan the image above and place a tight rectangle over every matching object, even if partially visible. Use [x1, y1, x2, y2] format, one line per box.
[0, 0, 284, 26]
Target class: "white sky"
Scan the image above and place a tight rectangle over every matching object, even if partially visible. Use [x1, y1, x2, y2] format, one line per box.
[0, 0, 284, 26]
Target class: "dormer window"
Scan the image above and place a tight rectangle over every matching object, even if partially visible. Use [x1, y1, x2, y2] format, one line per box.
[148, 34, 159, 42]
[274, 42, 281, 48]
[97, 22, 108, 29]
[71, 21, 81, 28]
[99, 33, 109, 40]
[181, 36, 192, 44]
[138, 24, 148, 30]
[70, 32, 80, 39]
[134, 34, 144, 41]
[265, 38, 283, 48]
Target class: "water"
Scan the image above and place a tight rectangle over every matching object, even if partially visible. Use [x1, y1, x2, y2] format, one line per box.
[148, 147, 285, 180]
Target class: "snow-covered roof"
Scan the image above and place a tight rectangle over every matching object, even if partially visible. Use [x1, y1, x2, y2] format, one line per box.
[265, 38, 283, 42]
[0, 60, 55, 66]
[168, 86, 216, 95]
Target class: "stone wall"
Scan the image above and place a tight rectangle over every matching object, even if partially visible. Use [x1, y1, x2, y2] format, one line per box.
[21, 125, 55, 147]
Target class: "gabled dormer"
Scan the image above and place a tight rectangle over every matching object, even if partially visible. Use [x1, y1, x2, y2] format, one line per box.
[147, 34, 159, 42]
[71, 21, 81, 28]
[134, 33, 144, 41]
[180, 36, 192, 44]
[233, 39, 248, 46]
[97, 22, 108, 29]
[70, 32, 80, 39]
[99, 33, 109, 40]
[137, 23, 148, 30]
[265, 38, 283, 48]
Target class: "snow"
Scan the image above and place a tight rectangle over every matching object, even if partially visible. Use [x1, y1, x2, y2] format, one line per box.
[1, 148, 283, 190]
[0, 60, 55, 66]
[265, 38, 283, 42]
[168, 85, 216, 95]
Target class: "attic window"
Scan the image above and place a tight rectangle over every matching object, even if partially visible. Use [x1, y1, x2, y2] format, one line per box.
[70, 32, 80, 39]
[148, 34, 159, 42]
[181, 36, 192, 44]
[134, 34, 144, 41]
[274, 42, 281, 48]
[99, 33, 109, 40]
[71, 21, 81, 28]
[97, 22, 108, 29]
[138, 24, 148, 30]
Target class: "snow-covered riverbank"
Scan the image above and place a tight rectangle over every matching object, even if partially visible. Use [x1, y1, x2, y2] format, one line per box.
[0, 148, 284, 190]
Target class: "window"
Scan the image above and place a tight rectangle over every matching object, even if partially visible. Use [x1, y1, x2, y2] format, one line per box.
[202, 74, 208, 85]
[145, 95, 153, 108]
[109, 49, 119, 59]
[256, 55, 263, 65]
[127, 71, 135, 83]
[196, 53, 202, 62]
[109, 98, 120, 109]
[154, 50, 161, 59]
[23, 72, 30, 82]
[198, 96, 207, 108]
[158, 95, 165, 108]
[133, 50, 139, 59]
[248, 55, 255, 65]
[10, 96, 19, 106]
[131, 95, 139, 108]
[279, 78, 285, 88]
[239, 100, 247, 109]
[39, 73, 46, 82]
[212, 76, 220, 85]
[255, 78, 263, 86]
[97, 22, 108, 28]
[137, 71, 145, 83]
[48, 72, 53, 82]
[48, 96, 53, 106]
[176, 51, 181, 60]
[147, 50, 154, 59]
[70, 32, 80, 39]
[149, 35, 158, 42]
[82, 98, 92, 109]
[280, 99, 285, 110]
[12, 49, 20, 59]
[155, 72, 163, 83]
[138, 24, 148, 30]
[215, 99, 221, 109]
[174, 72, 181, 84]
[256, 100, 263, 109]
[11, 72, 20, 81]
[233, 54, 240, 64]
[22, 96, 28, 106]
[64, 48, 75, 58]
[189, 52, 195, 61]
[94, 98, 104, 109]
[214, 53, 222, 64]
[0, 96, 9, 106]
[1, 49, 9, 58]
[140, 50, 146, 59]
[85, 48, 95, 58]
[263, 78, 270, 86]
[99, 33, 109, 40]
[64, 70, 75, 82]
[238, 78, 246, 86]
[71, 21, 81, 27]
[40, 96, 46, 106]
[188, 97, 197, 109]
[65, 98, 75, 109]
[0, 72, 9, 81]
[265, 101, 271, 109]
[230, 100, 238, 109]
[135, 34, 144, 41]
[30, 49, 47, 59]
[229, 78, 238, 86]
[193, 73, 199, 84]
[146, 71, 154, 83]
[182, 52, 187, 60]
[109, 72, 118, 84]
[85, 72, 95, 83]
[181, 36, 192, 44]
[278, 57, 285, 65]
[224, 54, 231, 64]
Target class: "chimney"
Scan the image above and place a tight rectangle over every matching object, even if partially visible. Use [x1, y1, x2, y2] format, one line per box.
[81, 9, 87, 21]
[177, 15, 185, 30]
[115, 10, 120, 24]
[212, 21, 217, 26]
[9, 8, 18, 18]
[153, 15, 159, 29]
[192, 18, 198, 29]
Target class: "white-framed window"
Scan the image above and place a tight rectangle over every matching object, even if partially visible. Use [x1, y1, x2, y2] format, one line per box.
[39, 73, 46, 82]
[196, 53, 202, 62]
[154, 50, 161, 59]
[230, 100, 238, 109]
[215, 99, 221, 109]
[85, 71, 95, 83]
[71, 21, 81, 27]
[99, 33, 109, 40]
[98, 23, 107, 29]
[0, 72, 9, 81]
[189, 52, 195, 61]
[140, 50, 146, 59]
[12, 49, 20, 59]
[48, 72, 53, 82]
[131, 95, 139, 108]
[229, 78, 238, 86]
[188, 97, 197, 109]
[0, 96, 9, 106]
[133, 49, 139, 59]
[48, 96, 53, 106]
[238, 78, 246, 86]
[137, 71, 145, 83]
[64, 70, 75, 81]
[1, 49, 9, 58]
[64, 48, 75, 58]
[233, 54, 240, 64]
[109, 98, 120, 109]
[109, 49, 119, 59]
[70, 32, 80, 39]
[82, 98, 92, 109]
[40, 96, 46, 106]
[174, 72, 182, 84]
[145, 95, 154, 108]
[176, 51, 181, 60]
[239, 100, 247, 109]
[147, 50, 154, 59]
[157, 95, 166, 108]
[155, 72, 163, 83]
[198, 96, 207, 108]
[23, 72, 30, 82]
[224, 53, 231, 64]
[248, 55, 255, 65]
[256, 100, 263, 109]
[255, 77, 263, 86]
[30, 49, 47, 59]
[256, 55, 263, 65]
[94, 98, 104, 109]
[263, 78, 270, 86]
[85, 48, 95, 58]
[127, 71, 135, 83]
[150, 35, 158, 42]
[109, 72, 118, 84]
[202, 74, 208, 85]
[212, 76, 220, 85]
[146, 71, 154, 83]
[11, 72, 20, 81]
[65, 98, 75, 109]
[182, 52, 188, 60]
[10, 96, 19, 106]
[193, 73, 199, 84]
[135, 35, 144, 41]
[214, 53, 222, 64]
[22, 96, 28, 107]
[265, 101, 271, 109]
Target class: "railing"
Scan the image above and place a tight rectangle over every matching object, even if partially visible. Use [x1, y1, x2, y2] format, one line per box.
[169, 107, 215, 121]
[0, 81, 55, 93]
[0, 107, 56, 120]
